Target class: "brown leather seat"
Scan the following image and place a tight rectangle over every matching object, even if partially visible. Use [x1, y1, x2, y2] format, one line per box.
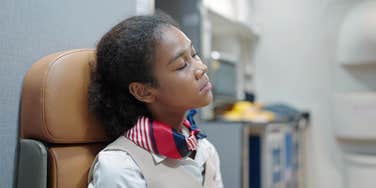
[18, 49, 108, 188]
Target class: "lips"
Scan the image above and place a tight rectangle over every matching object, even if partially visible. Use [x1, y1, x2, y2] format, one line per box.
[199, 81, 212, 93]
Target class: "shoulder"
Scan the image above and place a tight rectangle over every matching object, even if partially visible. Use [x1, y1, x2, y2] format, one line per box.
[95, 149, 140, 171]
[199, 138, 220, 158]
[92, 149, 142, 180]
[89, 149, 147, 187]
[89, 150, 146, 187]
[199, 139, 224, 188]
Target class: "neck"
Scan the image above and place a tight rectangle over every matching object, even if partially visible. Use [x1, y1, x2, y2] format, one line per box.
[147, 105, 187, 131]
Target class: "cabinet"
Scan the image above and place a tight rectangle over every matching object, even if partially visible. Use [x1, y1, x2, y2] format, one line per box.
[200, 5, 259, 119]
[200, 119, 308, 188]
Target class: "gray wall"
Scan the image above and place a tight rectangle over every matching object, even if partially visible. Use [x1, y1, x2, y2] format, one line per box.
[251, 0, 341, 187]
[0, 1, 136, 187]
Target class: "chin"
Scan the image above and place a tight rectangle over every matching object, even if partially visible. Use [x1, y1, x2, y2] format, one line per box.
[200, 92, 213, 107]
[189, 92, 213, 108]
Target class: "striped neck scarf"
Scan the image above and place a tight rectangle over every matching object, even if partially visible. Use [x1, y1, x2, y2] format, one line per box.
[125, 109, 207, 159]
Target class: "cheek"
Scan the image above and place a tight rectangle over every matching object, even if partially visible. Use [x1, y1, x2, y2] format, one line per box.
[154, 68, 200, 101]
[159, 73, 193, 90]
[162, 80, 194, 95]
[157, 79, 198, 104]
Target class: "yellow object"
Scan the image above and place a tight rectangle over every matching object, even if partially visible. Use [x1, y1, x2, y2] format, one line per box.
[222, 101, 274, 122]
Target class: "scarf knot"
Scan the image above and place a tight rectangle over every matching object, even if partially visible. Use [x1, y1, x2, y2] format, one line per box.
[125, 110, 207, 159]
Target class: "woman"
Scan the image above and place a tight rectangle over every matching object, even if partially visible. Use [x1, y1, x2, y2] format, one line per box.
[88, 12, 223, 188]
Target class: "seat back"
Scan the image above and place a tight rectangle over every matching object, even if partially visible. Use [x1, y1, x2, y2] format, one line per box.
[18, 49, 108, 188]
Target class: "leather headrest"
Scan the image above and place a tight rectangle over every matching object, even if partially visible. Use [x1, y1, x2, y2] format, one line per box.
[21, 49, 108, 143]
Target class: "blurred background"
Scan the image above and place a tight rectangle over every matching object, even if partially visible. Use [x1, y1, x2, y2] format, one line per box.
[1, 0, 376, 187]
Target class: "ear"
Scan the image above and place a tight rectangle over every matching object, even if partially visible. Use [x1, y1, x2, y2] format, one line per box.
[128, 82, 156, 103]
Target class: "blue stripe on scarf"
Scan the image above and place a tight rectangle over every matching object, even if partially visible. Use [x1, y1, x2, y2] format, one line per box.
[187, 109, 207, 139]
[172, 130, 190, 158]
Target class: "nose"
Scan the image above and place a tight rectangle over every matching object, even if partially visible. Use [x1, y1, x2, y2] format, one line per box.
[194, 61, 208, 80]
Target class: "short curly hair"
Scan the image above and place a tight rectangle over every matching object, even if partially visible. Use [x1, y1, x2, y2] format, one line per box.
[89, 12, 179, 140]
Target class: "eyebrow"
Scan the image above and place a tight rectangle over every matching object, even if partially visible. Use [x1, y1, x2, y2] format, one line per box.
[168, 42, 193, 65]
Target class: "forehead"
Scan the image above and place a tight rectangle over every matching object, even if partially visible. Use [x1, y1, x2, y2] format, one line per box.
[159, 26, 190, 47]
[154, 26, 191, 62]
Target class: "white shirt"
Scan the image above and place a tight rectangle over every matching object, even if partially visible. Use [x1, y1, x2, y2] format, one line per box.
[88, 128, 224, 188]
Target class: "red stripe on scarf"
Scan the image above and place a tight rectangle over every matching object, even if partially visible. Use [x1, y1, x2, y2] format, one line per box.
[140, 117, 150, 151]
[125, 116, 205, 159]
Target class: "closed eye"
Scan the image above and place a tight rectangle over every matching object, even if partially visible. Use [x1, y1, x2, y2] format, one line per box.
[176, 62, 188, 70]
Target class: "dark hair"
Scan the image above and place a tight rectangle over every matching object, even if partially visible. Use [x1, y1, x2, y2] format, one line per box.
[89, 12, 179, 140]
